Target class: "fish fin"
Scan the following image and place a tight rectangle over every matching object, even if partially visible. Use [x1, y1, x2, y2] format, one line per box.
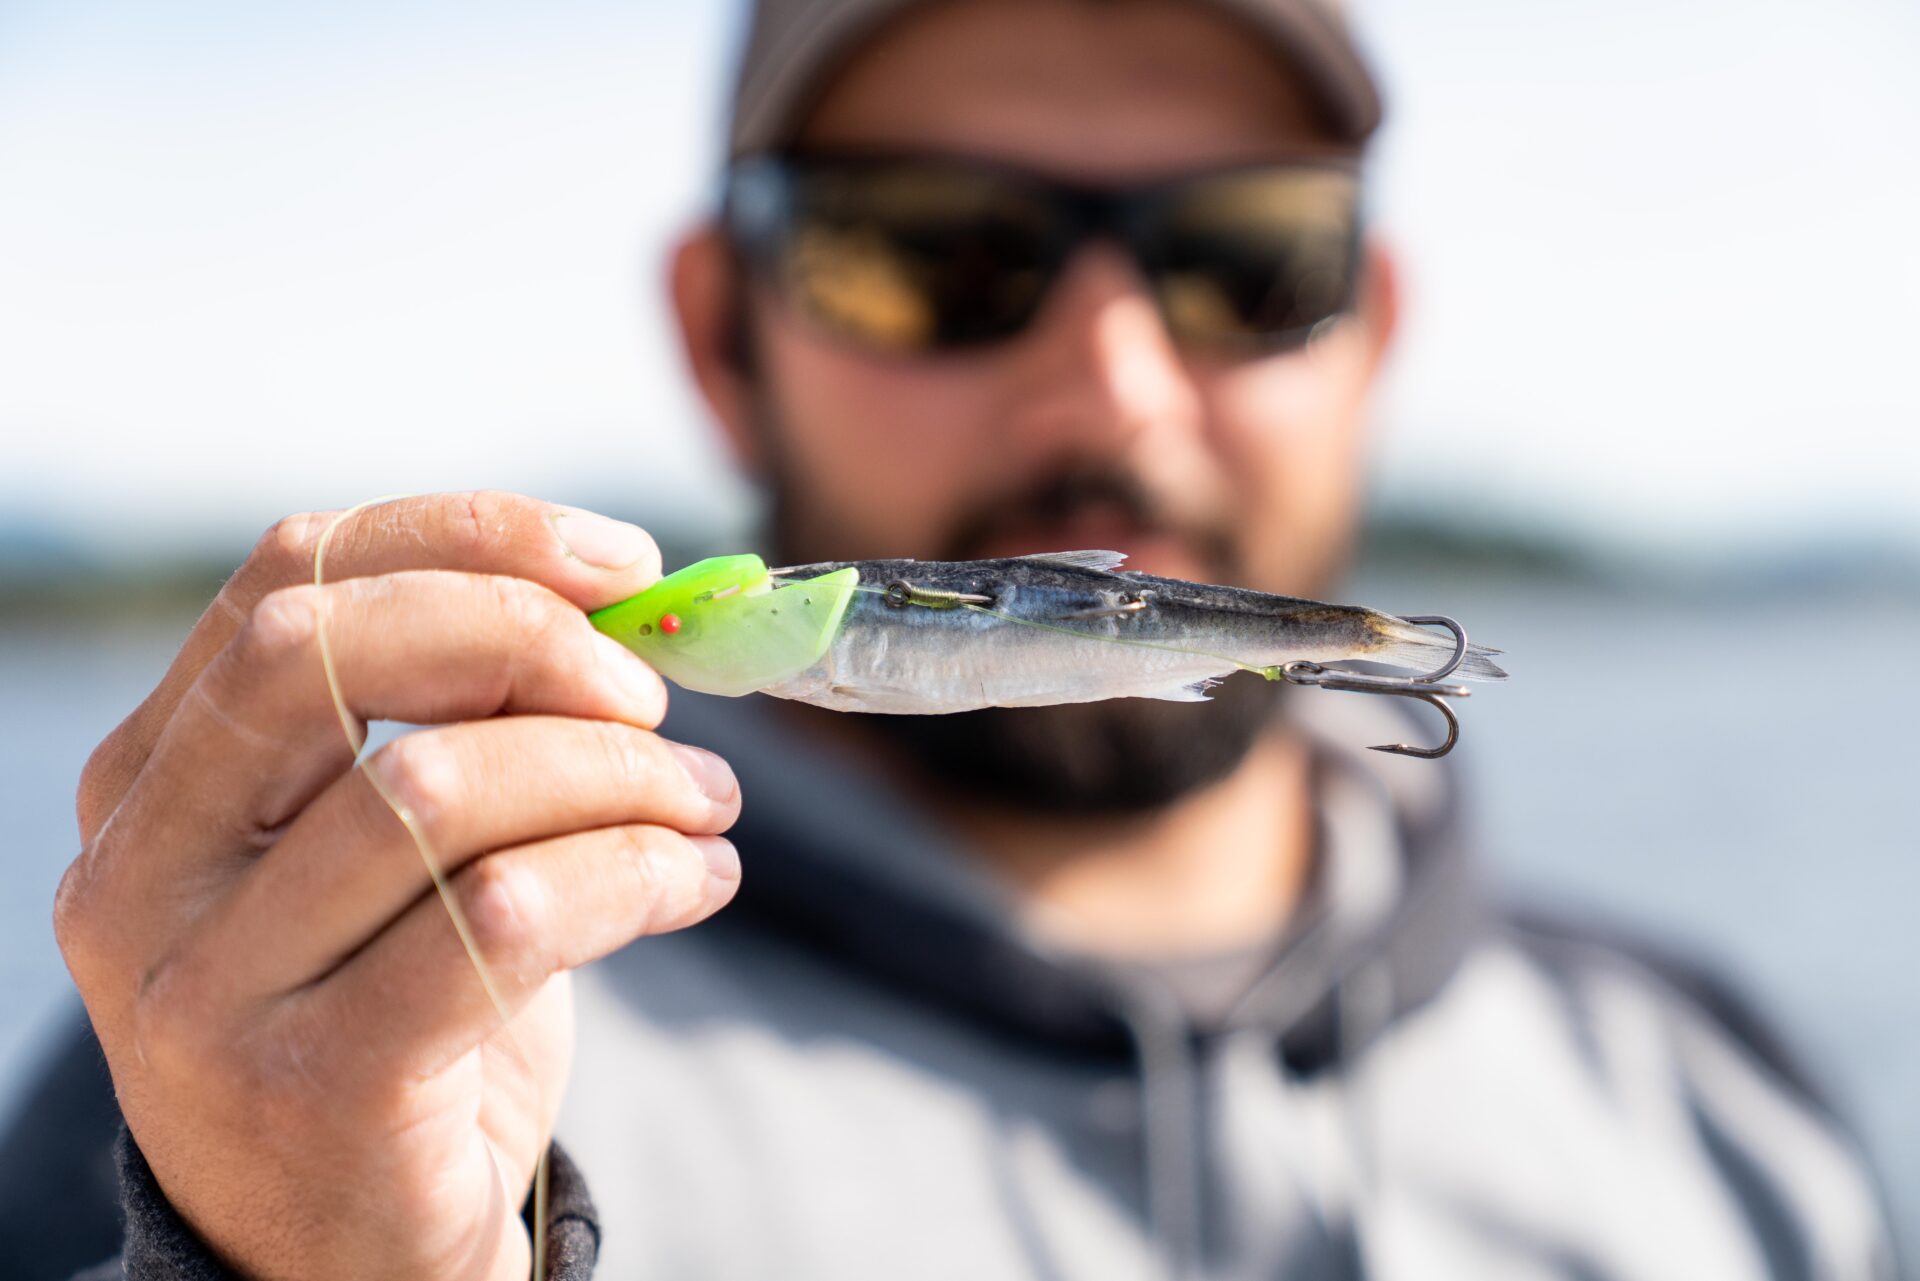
[1371, 615, 1509, 681]
[1145, 676, 1219, 703]
[1012, 549, 1129, 573]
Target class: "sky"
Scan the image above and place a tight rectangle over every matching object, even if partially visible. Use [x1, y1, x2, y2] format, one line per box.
[1, 0, 1916, 560]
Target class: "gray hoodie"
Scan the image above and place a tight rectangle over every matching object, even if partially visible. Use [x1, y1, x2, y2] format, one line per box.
[0, 692, 1898, 1279]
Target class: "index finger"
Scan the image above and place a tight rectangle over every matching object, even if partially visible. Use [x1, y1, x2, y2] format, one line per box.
[79, 491, 661, 842]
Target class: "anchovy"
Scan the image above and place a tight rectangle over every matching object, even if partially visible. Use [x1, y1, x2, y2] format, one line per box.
[758, 549, 1505, 714]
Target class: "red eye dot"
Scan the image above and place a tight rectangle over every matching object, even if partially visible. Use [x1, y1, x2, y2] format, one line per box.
[659, 613, 682, 635]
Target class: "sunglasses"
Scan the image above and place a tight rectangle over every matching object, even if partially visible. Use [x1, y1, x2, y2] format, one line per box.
[722, 151, 1364, 357]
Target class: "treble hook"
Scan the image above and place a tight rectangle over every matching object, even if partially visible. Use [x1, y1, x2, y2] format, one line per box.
[1275, 614, 1472, 759]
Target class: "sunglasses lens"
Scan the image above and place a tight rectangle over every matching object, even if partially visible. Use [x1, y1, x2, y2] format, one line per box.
[742, 161, 1062, 353]
[730, 158, 1362, 355]
[1140, 168, 1360, 349]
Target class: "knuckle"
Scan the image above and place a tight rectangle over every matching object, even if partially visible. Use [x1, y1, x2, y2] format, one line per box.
[239, 585, 324, 664]
[75, 733, 132, 839]
[458, 856, 548, 965]
[130, 955, 216, 1076]
[51, 853, 102, 968]
[370, 732, 465, 830]
[445, 490, 520, 562]
[76, 733, 119, 801]
[592, 723, 668, 793]
[612, 826, 707, 931]
[490, 575, 577, 649]
[613, 823, 671, 876]
[256, 511, 329, 578]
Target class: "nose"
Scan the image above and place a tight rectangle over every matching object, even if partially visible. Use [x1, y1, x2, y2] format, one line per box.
[997, 241, 1205, 464]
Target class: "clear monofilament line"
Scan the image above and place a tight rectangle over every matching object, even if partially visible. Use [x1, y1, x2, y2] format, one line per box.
[312, 498, 550, 1281]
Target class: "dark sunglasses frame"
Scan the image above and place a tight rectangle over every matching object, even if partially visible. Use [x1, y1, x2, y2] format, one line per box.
[721, 149, 1366, 356]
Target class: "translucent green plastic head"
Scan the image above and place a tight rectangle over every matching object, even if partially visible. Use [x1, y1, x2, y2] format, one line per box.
[589, 554, 857, 698]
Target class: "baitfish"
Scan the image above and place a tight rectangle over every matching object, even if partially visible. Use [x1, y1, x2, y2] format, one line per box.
[589, 552, 1505, 753]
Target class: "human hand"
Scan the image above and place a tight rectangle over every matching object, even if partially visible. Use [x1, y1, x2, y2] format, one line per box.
[56, 492, 740, 1280]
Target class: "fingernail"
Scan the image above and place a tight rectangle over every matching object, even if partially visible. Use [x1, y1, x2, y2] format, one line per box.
[669, 742, 737, 803]
[688, 835, 740, 883]
[591, 631, 664, 715]
[552, 509, 652, 571]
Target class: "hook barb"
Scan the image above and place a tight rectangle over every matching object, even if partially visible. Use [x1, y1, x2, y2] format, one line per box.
[1364, 689, 1460, 760]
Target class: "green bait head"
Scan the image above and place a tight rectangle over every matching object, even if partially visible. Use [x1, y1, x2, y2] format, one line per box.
[589, 554, 857, 698]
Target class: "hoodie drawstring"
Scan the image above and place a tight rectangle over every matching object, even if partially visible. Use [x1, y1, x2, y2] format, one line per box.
[1114, 979, 1204, 1281]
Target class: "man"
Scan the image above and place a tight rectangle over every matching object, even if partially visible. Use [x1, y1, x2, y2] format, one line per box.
[1, 0, 1897, 1277]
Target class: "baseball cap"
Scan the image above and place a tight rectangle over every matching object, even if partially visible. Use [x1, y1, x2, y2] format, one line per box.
[728, 0, 1384, 158]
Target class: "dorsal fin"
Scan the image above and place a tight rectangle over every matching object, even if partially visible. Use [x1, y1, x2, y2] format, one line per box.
[1011, 549, 1129, 572]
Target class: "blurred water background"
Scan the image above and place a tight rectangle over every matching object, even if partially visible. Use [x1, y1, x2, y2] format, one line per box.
[2, 0, 1915, 1253]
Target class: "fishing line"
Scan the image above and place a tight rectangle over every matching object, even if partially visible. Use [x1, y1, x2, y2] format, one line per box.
[312, 497, 550, 1281]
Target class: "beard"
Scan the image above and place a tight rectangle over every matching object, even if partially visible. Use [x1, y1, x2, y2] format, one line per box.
[766, 458, 1291, 816]
[857, 684, 1289, 815]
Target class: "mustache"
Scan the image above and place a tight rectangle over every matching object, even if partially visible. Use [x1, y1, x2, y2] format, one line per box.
[939, 465, 1238, 576]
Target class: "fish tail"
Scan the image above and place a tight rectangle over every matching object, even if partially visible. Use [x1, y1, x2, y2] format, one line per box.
[1368, 613, 1508, 681]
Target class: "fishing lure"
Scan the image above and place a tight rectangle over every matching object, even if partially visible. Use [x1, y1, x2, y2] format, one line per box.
[590, 551, 1506, 759]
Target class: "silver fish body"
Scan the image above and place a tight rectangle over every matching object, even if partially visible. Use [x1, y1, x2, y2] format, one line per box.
[759, 551, 1504, 715]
